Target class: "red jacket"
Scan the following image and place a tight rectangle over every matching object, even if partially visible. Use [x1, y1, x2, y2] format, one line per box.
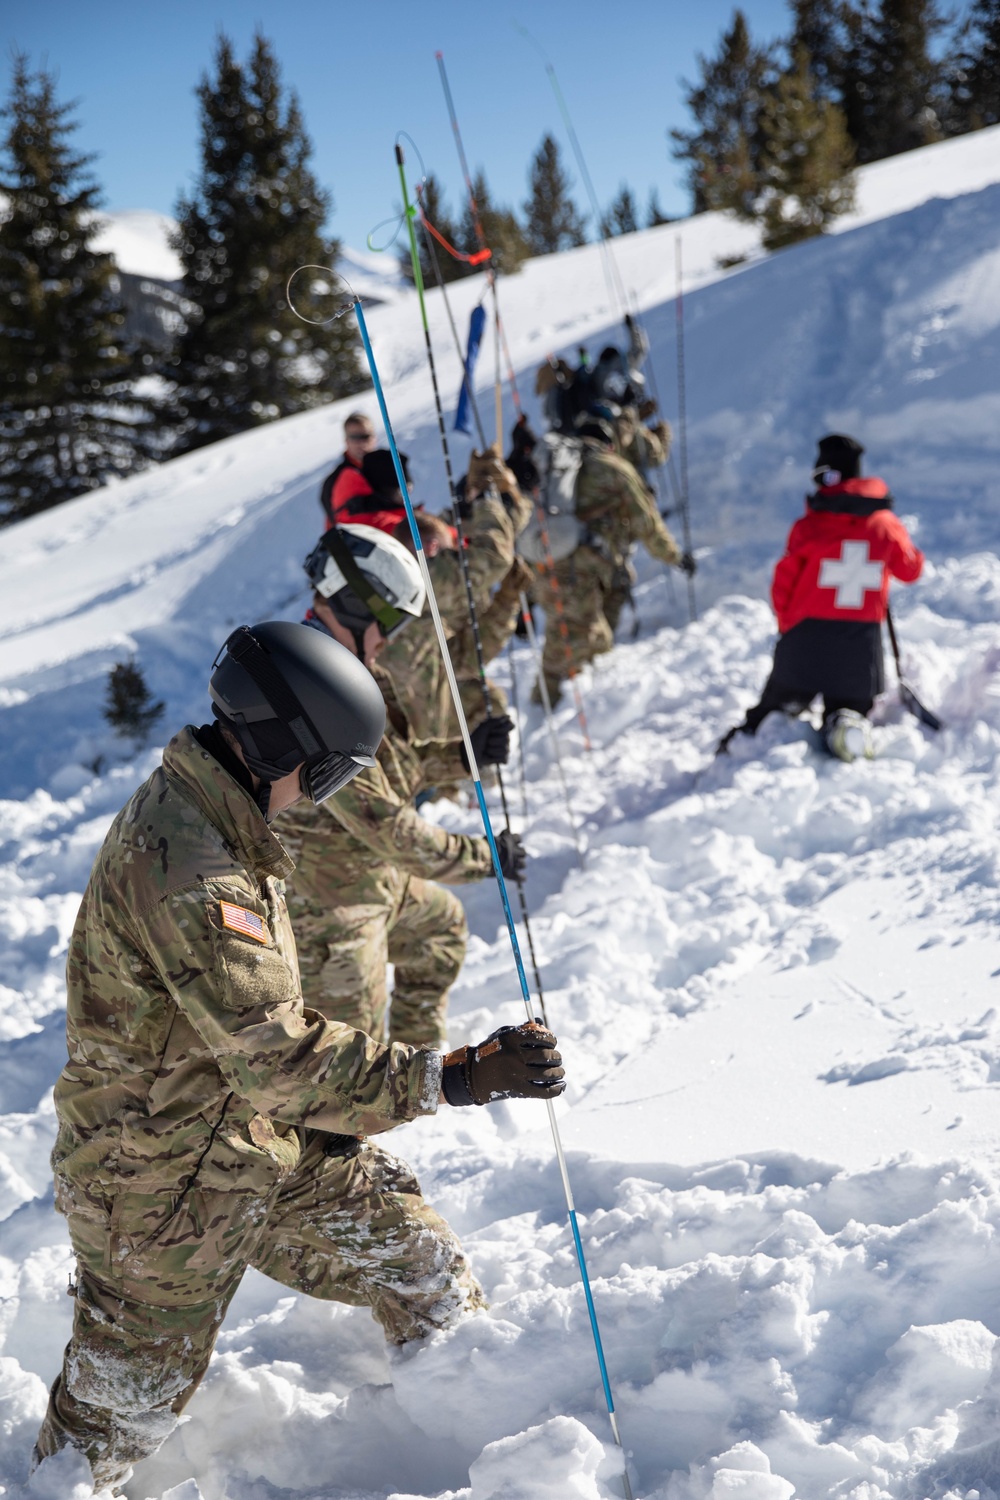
[322, 462, 406, 535]
[771, 479, 924, 634]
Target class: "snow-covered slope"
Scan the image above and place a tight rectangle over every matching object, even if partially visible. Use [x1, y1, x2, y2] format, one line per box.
[90, 210, 183, 282]
[3, 130, 1000, 1500]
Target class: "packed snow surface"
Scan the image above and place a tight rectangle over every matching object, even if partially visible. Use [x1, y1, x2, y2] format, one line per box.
[2, 132, 1000, 1500]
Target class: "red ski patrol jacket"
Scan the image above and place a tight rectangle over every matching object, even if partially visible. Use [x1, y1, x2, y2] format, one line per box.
[771, 478, 924, 634]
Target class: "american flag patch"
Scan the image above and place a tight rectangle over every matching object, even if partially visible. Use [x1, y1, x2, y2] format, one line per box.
[219, 901, 270, 944]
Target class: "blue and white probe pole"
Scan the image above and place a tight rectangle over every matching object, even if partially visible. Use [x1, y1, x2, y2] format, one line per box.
[348, 293, 632, 1500]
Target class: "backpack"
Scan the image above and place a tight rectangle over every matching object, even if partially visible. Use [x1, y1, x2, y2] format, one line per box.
[517, 431, 584, 564]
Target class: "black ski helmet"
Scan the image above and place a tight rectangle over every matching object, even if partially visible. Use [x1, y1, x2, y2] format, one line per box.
[507, 415, 540, 492]
[209, 620, 386, 816]
[361, 447, 411, 498]
[592, 345, 644, 407]
[814, 433, 864, 485]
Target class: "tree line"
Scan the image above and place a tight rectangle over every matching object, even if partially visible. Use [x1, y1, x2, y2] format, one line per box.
[2, 2, 998, 524]
[674, 0, 1000, 250]
[400, 135, 670, 288]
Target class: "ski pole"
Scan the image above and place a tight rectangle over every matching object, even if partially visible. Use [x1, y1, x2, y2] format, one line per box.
[518, 592, 586, 866]
[350, 289, 633, 1500]
[886, 609, 943, 731]
[515, 23, 628, 323]
[522, 491, 595, 755]
[624, 292, 689, 627]
[512, 35, 692, 636]
[396, 144, 550, 1027]
[415, 174, 596, 764]
[506, 635, 531, 825]
[433, 57, 601, 744]
[674, 237, 697, 623]
[436, 51, 524, 421]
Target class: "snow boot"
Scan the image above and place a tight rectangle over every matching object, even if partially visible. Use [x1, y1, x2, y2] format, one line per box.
[823, 709, 874, 763]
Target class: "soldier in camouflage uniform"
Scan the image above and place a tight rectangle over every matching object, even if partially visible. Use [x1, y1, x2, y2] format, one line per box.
[615, 403, 671, 479]
[381, 445, 532, 744]
[604, 406, 674, 634]
[530, 422, 692, 705]
[281, 525, 525, 1049]
[33, 620, 563, 1495]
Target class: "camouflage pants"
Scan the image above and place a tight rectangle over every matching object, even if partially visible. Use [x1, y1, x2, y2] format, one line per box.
[36, 1136, 484, 1491]
[603, 559, 637, 635]
[532, 547, 617, 702]
[295, 870, 467, 1048]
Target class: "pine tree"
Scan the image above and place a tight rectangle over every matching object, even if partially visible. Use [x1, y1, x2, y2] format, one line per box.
[460, 171, 529, 274]
[103, 660, 164, 744]
[523, 134, 587, 254]
[840, 0, 944, 162]
[404, 173, 466, 286]
[0, 56, 154, 525]
[602, 184, 640, 237]
[758, 45, 857, 249]
[165, 33, 363, 454]
[646, 189, 672, 227]
[671, 11, 776, 217]
[949, 0, 1000, 130]
[791, 0, 847, 99]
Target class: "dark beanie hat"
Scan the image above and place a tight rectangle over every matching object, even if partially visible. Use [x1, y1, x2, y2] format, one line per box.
[814, 433, 864, 483]
[362, 448, 410, 494]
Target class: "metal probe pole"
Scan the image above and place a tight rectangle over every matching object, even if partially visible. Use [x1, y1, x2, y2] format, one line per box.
[396, 145, 550, 1026]
[351, 292, 633, 1500]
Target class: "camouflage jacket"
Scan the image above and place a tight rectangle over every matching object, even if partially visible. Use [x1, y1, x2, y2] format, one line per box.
[575, 444, 682, 570]
[381, 488, 531, 740]
[615, 408, 669, 474]
[51, 729, 442, 1206]
[278, 667, 493, 910]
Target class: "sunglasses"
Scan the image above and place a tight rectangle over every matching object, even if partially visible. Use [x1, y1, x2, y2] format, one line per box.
[345, 431, 375, 444]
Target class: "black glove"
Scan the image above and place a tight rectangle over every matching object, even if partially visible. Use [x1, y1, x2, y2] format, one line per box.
[454, 473, 472, 522]
[462, 714, 514, 769]
[441, 1021, 566, 1106]
[679, 550, 697, 577]
[494, 828, 526, 882]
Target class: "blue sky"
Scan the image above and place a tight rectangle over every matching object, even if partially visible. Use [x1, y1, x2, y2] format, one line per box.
[7, 0, 793, 252]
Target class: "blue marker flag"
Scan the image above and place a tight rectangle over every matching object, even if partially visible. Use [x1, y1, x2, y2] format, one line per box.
[455, 304, 487, 434]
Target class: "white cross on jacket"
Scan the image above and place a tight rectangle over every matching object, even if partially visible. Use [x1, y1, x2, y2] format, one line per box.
[818, 541, 884, 610]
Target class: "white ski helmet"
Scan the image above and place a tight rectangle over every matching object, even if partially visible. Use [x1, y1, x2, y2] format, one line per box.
[304, 523, 425, 649]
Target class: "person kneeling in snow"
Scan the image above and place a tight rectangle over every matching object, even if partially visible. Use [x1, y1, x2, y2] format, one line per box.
[32, 620, 564, 1497]
[719, 434, 924, 761]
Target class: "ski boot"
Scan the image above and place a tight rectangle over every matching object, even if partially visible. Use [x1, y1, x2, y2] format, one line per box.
[823, 709, 874, 763]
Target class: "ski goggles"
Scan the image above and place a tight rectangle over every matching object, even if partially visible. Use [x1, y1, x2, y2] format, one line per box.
[300, 749, 374, 805]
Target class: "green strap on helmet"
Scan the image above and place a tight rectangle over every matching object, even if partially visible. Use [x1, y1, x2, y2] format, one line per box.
[321, 530, 406, 634]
